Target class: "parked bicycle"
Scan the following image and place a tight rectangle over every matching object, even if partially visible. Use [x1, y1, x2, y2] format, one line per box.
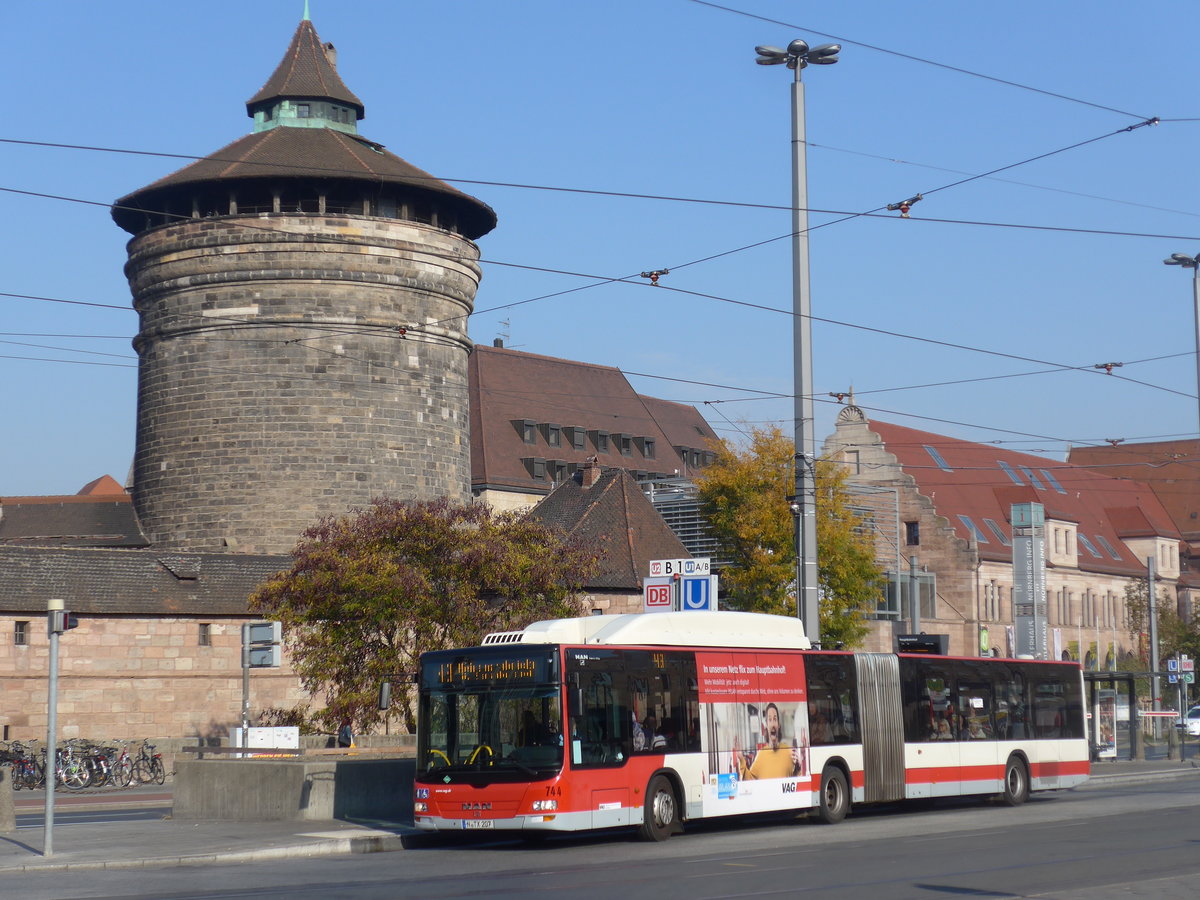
[133, 740, 165, 785]
[3, 741, 45, 790]
[57, 741, 92, 791]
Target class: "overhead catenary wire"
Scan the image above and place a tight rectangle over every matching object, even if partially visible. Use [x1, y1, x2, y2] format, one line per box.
[684, 0, 1154, 120]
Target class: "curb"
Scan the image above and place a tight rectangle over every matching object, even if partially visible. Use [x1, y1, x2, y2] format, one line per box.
[0, 831, 410, 874]
[1083, 766, 1199, 788]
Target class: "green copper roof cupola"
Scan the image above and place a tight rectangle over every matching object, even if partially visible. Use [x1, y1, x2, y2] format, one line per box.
[246, 17, 364, 134]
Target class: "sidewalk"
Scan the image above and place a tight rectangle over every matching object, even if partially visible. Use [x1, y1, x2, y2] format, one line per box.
[1, 759, 1196, 874]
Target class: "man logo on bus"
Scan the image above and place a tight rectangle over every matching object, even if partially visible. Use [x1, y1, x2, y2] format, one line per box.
[646, 585, 672, 607]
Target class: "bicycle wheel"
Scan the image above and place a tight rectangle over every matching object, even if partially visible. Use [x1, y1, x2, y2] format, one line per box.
[150, 757, 166, 785]
[114, 757, 134, 788]
[62, 759, 90, 791]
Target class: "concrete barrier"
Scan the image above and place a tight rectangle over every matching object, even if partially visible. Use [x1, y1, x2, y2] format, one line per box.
[0, 766, 14, 833]
[173, 756, 415, 822]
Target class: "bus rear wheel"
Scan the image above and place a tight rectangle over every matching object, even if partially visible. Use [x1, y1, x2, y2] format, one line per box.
[637, 775, 679, 842]
[816, 766, 849, 824]
[1001, 756, 1029, 806]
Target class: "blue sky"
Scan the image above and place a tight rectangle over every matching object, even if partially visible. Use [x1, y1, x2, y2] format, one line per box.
[3, 1, 1199, 496]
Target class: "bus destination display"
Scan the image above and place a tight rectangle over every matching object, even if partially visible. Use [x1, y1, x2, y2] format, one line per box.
[426, 653, 552, 688]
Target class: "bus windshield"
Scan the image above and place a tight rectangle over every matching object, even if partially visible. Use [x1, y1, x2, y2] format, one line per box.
[418, 648, 564, 781]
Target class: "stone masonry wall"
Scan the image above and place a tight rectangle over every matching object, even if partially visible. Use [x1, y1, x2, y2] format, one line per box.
[126, 213, 482, 553]
[0, 614, 307, 743]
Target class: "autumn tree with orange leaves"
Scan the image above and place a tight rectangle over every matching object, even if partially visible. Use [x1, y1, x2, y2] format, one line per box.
[696, 425, 882, 648]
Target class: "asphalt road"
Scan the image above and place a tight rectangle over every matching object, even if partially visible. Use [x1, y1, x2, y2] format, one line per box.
[7, 777, 1200, 900]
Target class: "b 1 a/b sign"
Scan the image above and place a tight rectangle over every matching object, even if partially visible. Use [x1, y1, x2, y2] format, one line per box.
[648, 557, 711, 577]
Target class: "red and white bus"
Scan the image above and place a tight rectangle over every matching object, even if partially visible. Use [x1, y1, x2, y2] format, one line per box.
[412, 611, 1088, 840]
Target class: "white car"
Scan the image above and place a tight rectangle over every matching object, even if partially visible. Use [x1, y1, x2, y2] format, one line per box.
[1182, 706, 1200, 737]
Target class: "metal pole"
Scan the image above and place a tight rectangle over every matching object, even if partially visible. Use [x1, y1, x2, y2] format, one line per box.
[1193, 268, 1200, 436]
[790, 66, 820, 645]
[44, 598, 62, 857]
[909, 554, 921, 634]
[241, 623, 251, 750]
[1148, 555, 1160, 741]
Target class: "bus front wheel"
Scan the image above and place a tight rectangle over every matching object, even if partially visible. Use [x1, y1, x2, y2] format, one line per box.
[816, 766, 849, 824]
[1001, 756, 1029, 806]
[637, 775, 679, 842]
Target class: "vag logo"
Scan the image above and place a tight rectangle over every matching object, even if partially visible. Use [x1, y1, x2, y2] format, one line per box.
[781, 781, 797, 793]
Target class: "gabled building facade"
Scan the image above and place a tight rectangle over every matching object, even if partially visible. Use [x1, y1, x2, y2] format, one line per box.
[823, 405, 1179, 661]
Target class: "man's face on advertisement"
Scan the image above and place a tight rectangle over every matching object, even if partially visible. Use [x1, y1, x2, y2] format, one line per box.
[766, 705, 781, 746]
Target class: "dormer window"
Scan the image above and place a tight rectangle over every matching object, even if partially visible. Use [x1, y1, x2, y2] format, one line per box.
[522, 457, 546, 480]
[545, 424, 562, 448]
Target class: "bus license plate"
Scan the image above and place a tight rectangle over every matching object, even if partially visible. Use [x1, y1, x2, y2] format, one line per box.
[463, 819, 494, 829]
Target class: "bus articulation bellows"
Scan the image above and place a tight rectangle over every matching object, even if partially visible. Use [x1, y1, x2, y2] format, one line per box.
[413, 611, 1088, 841]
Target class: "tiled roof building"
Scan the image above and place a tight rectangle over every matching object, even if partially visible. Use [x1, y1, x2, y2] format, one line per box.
[824, 405, 1180, 661]
[529, 462, 691, 614]
[1067, 439, 1200, 607]
[469, 343, 718, 512]
[0, 481, 147, 549]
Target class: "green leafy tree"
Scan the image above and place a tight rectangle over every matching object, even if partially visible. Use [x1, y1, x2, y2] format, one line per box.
[251, 497, 599, 733]
[696, 425, 882, 647]
[1124, 581, 1200, 664]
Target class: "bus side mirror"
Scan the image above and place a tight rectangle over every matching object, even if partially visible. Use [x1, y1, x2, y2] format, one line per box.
[378, 681, 392, 710]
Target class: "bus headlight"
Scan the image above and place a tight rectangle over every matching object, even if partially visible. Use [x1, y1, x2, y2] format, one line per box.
[531, 800, 558, 811]
[414, 801, 428, 813]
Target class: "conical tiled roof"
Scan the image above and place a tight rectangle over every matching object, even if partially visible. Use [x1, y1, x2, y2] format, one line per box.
[111, 16, 497, 240]
[246, 18, 363, 117]
[112, 128, 497, 238]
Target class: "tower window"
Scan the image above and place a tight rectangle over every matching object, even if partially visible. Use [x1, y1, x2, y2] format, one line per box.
[297, 103, 311, 118]
[199, 623, 212, 646]
[905, 521, 920, 546]
[14, 621, 29, 646]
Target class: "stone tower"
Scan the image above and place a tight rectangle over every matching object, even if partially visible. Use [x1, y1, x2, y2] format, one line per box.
[112, 15, 496, 554]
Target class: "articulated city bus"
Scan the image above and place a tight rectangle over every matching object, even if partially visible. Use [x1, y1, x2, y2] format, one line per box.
[412, 612, 1088, 841]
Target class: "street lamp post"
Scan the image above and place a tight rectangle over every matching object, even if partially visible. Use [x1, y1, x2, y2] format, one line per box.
[1163, 250, 1200, 722]
[755, 39, 839, 645]
[1163, 251, 1200, 435]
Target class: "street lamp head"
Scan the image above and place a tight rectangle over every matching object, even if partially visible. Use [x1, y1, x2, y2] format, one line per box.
[809, 43, 841, 58]
[755, 45, 788, 58]
[756, 55, 787, 65]
[787, 39, 810, 56]
[1164, 252, 1200, 268]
